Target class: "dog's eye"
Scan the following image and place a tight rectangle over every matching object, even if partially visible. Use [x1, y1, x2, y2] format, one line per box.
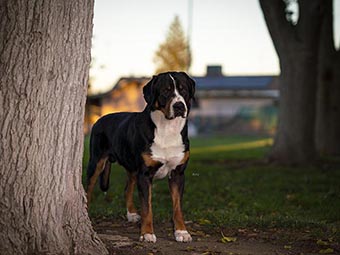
[162, 86, 172, 95]
[178, 85, 186, 94]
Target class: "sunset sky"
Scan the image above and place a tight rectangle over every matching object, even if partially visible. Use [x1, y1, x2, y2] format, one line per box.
[90, 0, 340, 94]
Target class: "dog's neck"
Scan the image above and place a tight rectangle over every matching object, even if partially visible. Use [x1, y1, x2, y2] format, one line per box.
[150, 110, 186, 134]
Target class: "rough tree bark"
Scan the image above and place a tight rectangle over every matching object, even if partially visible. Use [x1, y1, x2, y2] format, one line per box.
[315, 0, 340, 156]
[0, 1, 108, 254]
[260, 0, 323, 164]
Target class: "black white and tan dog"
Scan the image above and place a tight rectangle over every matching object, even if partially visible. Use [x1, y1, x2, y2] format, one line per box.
[86, 72, 195, 243]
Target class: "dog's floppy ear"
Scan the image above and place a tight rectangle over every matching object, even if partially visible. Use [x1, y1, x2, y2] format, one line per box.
[143, 75, 158, 104]
[181, 72, 196, 99]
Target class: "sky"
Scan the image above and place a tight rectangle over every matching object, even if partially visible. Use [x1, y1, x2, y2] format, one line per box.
[90, 0, 340, 94]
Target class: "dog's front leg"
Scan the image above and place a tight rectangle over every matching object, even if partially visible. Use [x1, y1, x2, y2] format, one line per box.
[169, 166, 192, 242]
[137, 171, 156, 243]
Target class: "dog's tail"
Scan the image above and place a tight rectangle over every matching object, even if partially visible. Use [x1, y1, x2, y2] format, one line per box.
[99, 160, 111, 192]
[86, 133, 97, 189]
[86, 131, 111, 194]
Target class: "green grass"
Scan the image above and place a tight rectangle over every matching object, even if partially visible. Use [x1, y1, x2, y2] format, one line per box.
[82, 135, 340, 239]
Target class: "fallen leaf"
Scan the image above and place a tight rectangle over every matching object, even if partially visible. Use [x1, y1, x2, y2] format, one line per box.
[221, 231, 237, 243]
[319, 248, 334, 254]
[198, 219, 211, 225]
[185, 246, 195, 251]
[317, 240, 329, 246]
[286, 193, 296, 200]
[284, 245, 292, 249]
[190, 230, 206, 236]
[221, 237, 237, 243]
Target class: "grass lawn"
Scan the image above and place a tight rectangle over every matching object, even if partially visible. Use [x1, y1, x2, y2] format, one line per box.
[82, 135, 340, 240]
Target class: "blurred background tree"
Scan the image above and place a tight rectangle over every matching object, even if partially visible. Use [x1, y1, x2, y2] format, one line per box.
[315, 0, 340, 156]
[260, 0, 323, 164]
[154, 15, 191, 73]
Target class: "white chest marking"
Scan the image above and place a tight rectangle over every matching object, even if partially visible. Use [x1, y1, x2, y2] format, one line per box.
[150, 110, 186, 179]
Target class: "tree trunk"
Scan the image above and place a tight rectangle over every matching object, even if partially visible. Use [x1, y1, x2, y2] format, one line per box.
[0, 1, 108, 254]
[260, 0, 323, 164]
[315, 0, 340, 156]
[271, 52, 318, 163]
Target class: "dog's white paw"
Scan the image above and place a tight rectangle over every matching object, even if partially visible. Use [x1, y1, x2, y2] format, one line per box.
[139, 233, 157, 243]
[127, 211, 141, 223]
[174, 230, 192, 242]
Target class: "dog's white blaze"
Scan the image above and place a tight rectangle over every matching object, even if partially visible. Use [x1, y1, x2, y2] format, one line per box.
[169, 74, 187, 118]
[150, 110, 186, 180]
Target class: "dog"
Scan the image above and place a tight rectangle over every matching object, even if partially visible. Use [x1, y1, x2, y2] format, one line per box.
[86, 71, 195, 243]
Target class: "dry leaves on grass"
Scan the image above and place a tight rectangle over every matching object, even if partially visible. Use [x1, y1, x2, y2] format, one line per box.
[221, 231, 237, 243]
[319, 248, 334, 254]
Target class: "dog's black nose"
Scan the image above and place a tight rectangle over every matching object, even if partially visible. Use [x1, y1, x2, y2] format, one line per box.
[173, 102, 186, 117]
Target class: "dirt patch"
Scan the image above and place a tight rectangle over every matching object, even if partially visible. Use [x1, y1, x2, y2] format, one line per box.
[93, 218, 339, 255]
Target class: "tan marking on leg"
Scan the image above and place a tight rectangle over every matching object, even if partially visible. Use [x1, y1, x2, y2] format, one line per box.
[86, 157, 108, 207]
[141, 185, 154, 235]
[180, 151, 190, 165]
[170, 184, 186, 231]
[142, 153, 161, 168]
[125, 173, 137, 214]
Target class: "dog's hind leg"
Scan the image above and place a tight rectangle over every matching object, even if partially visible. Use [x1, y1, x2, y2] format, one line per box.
[125, 172, 141, 223]
[86, 156, 108, 207]
[99, 160, 111, 192]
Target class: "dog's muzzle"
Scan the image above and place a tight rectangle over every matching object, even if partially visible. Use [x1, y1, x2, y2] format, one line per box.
[173, 102, 186, 118]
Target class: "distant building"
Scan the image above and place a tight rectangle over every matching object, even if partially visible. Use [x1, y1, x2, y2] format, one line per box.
[84, 77, 149, 134]
[84, 66, 279, 135]
[191, 66, 279, 135]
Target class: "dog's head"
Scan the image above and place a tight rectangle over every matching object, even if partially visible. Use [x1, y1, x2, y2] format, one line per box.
[143, 72, 195, 119]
